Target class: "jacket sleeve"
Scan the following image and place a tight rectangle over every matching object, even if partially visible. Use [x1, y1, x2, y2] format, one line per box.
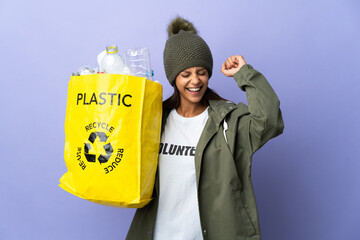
[234, 64, 284, 153]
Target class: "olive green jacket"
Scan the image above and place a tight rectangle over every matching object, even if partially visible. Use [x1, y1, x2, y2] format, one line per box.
[126, 64, 284, 240]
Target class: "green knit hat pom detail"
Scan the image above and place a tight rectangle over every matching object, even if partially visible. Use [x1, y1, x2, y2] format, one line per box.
[163, 16, 213, 85]
[167, 16, 198, 37]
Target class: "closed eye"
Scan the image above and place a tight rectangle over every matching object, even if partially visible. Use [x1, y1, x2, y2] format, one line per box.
[181, 74, 191, 78]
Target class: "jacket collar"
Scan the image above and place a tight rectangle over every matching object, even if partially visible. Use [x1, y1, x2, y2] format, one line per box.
[208, 100, 239, 126]
[161, 100, 247, 133]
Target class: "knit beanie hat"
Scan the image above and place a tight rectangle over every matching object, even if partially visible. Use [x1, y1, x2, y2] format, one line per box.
[163, 17, 213, 85]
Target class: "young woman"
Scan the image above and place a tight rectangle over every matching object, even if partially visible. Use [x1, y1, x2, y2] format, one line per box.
[127, 17, 284, 240]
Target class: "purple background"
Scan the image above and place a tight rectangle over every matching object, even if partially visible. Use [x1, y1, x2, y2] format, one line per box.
[1, 0, 359, 239]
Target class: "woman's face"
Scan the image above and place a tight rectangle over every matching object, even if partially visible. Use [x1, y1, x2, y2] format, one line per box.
[175, 66, 209, 107]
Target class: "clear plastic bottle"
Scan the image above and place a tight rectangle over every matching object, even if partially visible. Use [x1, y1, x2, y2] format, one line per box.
[101, 44, 126, 74]
[125, 47, 153, 80]
[78, 66, 96, 75]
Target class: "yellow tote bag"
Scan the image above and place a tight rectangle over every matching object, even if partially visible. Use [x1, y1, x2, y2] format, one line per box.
[59, 74, 162, 208]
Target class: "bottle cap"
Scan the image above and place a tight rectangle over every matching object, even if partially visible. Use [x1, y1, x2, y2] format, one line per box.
[106, 44, 118, 54]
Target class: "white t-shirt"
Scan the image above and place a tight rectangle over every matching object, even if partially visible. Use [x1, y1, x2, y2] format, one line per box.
[153, 108, 209, 240]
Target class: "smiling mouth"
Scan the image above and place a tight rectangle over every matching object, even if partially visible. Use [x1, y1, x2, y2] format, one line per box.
[187, 87, 202, 92]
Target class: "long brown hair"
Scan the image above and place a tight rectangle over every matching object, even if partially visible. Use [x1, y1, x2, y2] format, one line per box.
[163, 86, 228, 111]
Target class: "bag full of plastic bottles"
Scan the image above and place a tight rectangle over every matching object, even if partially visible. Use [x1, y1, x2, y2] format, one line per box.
[59, 44, 162, 208]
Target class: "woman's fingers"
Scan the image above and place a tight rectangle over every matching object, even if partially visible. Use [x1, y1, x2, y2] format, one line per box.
[221, 55, 247, 77]
[225, 58, 235, 69]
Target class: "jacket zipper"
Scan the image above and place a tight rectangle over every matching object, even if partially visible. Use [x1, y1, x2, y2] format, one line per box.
[223, 118, 229, 144]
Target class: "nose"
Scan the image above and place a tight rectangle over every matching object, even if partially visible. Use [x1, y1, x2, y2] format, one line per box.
[190, 73, 201, 84]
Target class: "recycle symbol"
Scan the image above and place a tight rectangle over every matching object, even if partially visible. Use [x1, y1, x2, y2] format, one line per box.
[84, 131, 113, 164]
